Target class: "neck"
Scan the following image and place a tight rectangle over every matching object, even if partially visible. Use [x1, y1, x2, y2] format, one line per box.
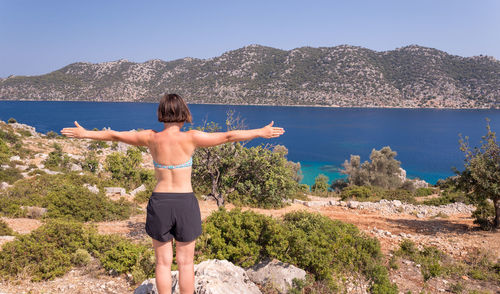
[163, 122, 183, 131]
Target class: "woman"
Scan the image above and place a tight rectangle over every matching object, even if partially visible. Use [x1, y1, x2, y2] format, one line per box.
[61, 93, 285, 294]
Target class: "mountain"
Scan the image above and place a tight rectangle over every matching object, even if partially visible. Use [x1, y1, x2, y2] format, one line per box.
[1, 44, 499, 108]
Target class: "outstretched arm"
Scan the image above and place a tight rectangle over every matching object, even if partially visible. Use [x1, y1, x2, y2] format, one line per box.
[190, 121, 285, 148]
[61, 121, 152, 146]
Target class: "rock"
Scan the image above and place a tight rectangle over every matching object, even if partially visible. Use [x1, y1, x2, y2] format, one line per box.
[0, 236, 16, 241]
[192, 259, 261, 294]
[328, 200, 339, 206]
[15, 165, 29, 171]
[293, 199, 306, 205]
[70, 163, 82, 171]
[9, 155, 21, 161]
[397, 167, 407, 182]
[21, 206, 48, 218]
[84, 183, 99, 194]
[246, 259, 306, 294]
[134, 278, 157, 294]
[10, 122, 40, 137]
[66, 153, 84, 161]
[105, 187, 126, 196]
[347, 201, 359, 209]
[130, 184, 147, 196]
[42, 169, 61, 175]
[416, 213, 425, 218]
[305, 201, 329, 207]
[0, 182, 11, 190]
[1, 165, 9, 169]
[412, 179, 429, 188]
[35, 153, 48, 159]
[391, 200, 402, 207]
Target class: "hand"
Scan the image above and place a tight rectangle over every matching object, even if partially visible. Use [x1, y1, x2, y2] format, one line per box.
[61, 121, 87, 139]
[261, 121, 285, 139]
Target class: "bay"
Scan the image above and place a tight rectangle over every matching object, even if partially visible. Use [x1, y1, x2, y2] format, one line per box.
[1, 100, 499, 186]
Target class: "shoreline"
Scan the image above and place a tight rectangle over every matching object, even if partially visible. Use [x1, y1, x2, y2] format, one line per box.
[0, 98, 498, 110]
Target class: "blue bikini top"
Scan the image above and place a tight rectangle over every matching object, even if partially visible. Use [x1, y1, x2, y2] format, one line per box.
[153, 157, 193, 169]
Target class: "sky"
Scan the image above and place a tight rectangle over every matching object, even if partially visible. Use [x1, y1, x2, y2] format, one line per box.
[1, 0, 499, 78]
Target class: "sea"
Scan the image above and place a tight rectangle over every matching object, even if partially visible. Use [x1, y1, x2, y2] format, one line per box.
[1, 100, 499, 186]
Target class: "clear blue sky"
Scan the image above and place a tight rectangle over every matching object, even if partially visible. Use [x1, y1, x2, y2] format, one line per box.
[1, 0, 499, 78]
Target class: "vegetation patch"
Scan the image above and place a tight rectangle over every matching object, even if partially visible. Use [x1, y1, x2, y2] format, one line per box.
[196, 208, 397, 293]
[0, 173, 134, 221]
[0, 219, 154, 283]
[0, 219, 14, 236]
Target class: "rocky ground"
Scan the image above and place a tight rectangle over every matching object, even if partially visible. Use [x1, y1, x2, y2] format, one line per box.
[0, 122, 499, 293]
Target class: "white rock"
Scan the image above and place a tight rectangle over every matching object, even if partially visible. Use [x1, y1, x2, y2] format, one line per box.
[105, 187, 126, 196]
[9, 155, 21, 161]
[84, 183, 100, 194]
[136, 259, 262, 294]
[15, 165, 29, 171]
[0, 182, 11, 190]
[347, 201, 359, 209]
[130, 184, 147, 196]
[246, 259, 306, 293]
[70, 163, 82, 171]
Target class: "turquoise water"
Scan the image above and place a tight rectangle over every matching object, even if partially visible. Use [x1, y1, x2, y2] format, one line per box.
[1, 101, 499, 185]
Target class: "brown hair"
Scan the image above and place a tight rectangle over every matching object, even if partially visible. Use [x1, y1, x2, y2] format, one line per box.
[157, 93, 192, 123]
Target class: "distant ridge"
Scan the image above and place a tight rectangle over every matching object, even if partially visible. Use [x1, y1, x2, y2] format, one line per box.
[1, 44, 499, 108]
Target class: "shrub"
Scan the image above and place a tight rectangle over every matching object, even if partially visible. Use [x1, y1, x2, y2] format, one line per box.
[45, 131, 58, 138]
[395, 239, 443, 281]
[0, 129, 19, 144]
[43, 143, 71, 171]
[0, 167, 23, 184]
[0, 138, 11, 163]
[88, 140, 109, 150]
[311, 174, 329, 193]
[341, 146, 402, 189]
[414, 187, 435, 197]
[105, 147, 153, 191]
[0, 173, 133, 221]
[0, 220, 88, 281]
[196, 208, 284, 268]
[456, 119, 500, 229]
[72, 249, 91, 266]
[0, 219, 14, 235]
[81, 151, 99, 173]
[0, 219, 154, 283]
[196, 208, 397, 293]
[341, 185, 376, 200]
[7, 118, 17, 124]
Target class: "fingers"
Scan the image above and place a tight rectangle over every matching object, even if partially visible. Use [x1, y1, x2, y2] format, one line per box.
[74, 121, 81, 128]
[267, 121, 274, 127]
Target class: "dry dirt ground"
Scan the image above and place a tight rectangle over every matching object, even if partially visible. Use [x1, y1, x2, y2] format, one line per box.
[1, 196, 499, 294]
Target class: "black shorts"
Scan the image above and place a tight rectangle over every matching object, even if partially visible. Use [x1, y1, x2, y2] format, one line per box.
[145, 192, 202, 242]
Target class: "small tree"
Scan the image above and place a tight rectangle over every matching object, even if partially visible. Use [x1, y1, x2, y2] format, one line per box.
[311, 174, 329, 193]
[342, 146, 403, 189]
[456, 119, 500, 229]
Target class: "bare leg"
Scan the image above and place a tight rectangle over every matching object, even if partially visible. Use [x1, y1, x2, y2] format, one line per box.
[175, 239, 196, 294]
[153, 238, 174, 294]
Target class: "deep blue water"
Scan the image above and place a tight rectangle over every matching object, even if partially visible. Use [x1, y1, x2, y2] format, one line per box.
[1, 101, 499, 186]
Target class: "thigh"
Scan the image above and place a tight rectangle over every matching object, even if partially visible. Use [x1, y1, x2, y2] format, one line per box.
[175, 240, 196, 265]
[153, 238, 174, 265]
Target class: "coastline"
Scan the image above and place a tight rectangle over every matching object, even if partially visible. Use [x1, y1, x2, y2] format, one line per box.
[0, 98, 497, 110]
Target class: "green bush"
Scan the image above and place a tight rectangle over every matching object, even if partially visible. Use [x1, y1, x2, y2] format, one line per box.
[0, 138, 11, 163]
[0, 167, 23, 184]
[0, 219, 154, 283]
[105, 147, 153, 191]
[311, 174, 330, 193]
[0, 219, 14, 235]
[196, 208, 397, 293]
[395, 239, 443, 281]
[45, 131, 59, 138]
[88, 140, 109, 150]
[71, 249, 92, 266]
[7, 118, 17, 124]
[81, 151, 99, 173]
[43, 143, 71, 171]
[0, 173, 133, 221]
[341, 185, 376, 200]
[340, 185, 416, 203]
[414, 187, 435, 197]
[0, 220, 88, 281]
[471, 201, 495, 230]
[0, 129, 19, 144]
